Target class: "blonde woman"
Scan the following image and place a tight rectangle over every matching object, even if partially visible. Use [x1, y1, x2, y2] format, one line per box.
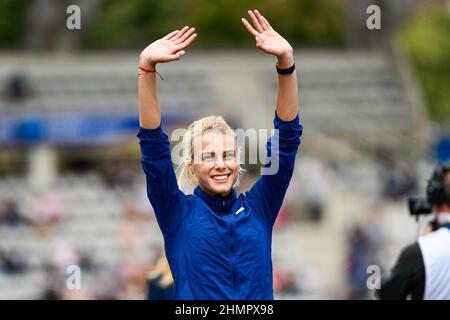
[137, 9, 302, 299]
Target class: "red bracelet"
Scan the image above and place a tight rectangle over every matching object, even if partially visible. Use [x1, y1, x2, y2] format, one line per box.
[139, 66, 164, 80]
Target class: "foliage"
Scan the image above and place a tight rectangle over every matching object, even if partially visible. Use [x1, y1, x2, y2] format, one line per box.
[399, 5, 450, 123]
[82, 0, 346, 49]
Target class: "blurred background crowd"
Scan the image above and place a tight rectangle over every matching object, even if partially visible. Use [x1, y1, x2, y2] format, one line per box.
[0, 0, 449, 299]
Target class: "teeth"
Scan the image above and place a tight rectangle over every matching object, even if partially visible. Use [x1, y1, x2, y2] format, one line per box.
[212, 175, 228, 180]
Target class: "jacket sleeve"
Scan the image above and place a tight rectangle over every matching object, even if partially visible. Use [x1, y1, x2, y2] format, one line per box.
[376, 242, 425, 300]
[244, 111, 303, 226]
[137, 125, 186, 236]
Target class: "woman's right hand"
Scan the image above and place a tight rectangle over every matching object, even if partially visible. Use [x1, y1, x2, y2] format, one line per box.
[139, 27, 197, 69]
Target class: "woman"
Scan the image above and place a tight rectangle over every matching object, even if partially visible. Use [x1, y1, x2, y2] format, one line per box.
[137, 9, 302, 299]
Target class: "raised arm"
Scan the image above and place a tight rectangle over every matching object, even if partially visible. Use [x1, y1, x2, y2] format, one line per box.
[139, 27, 197, 129]
[241, 10, 302, 226]
[241, 10, 298, 121]
[137, 28, 197, 235]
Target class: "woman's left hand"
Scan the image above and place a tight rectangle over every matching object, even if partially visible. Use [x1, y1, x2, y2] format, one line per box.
[241, 10, 293, 66]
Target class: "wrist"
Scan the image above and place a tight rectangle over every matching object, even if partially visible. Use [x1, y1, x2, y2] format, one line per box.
[276, 51, 294, 69]
[139, 55, 156, 70]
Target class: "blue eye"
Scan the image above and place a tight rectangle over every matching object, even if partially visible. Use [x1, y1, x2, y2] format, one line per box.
[202, 153, 215, 162]
[224, 151, 236, 160]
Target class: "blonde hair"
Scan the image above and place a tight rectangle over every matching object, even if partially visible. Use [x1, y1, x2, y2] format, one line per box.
[176, 115, 245, 194]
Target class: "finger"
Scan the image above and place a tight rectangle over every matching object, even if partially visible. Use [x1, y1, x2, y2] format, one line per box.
[175, 33, 197, 51]
[241, 18, 259, 37]
[163, 30, 180, 40]
[174, 27, 195, 45]
[254, 10, 270, 30]
[261, 15, 273, 30]
[247, 10, 264, 33]
[172, 26, 189, 40]
[162, 51, 185, 62]
[259, 15, 273, 30]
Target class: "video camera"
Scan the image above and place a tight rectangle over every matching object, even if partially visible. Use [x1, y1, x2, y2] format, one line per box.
[408, 162, 450, 218]
[408, 197, 432, 216]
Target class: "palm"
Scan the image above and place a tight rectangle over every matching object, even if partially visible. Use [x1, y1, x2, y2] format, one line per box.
[140, 27, 197, 68]
[256, 30, 292, 57]
[241, 10, 293, 58]
[143, 39, 178, 62]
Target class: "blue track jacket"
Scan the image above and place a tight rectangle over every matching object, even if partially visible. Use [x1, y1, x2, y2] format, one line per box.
[138, 112, 302, 299]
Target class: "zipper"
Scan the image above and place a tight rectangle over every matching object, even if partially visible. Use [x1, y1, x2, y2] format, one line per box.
[229, 217, 237, 298]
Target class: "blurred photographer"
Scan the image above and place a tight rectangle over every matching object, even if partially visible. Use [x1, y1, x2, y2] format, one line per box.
[377, 162, 450, 300]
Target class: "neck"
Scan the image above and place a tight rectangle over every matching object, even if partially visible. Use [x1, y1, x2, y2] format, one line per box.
[436, 212, 450, 226]
[199, 185, 232, 198]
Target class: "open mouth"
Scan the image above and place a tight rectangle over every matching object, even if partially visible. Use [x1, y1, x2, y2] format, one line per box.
[211, 174, 231, 182]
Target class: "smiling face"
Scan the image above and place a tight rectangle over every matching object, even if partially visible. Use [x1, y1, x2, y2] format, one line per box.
[190, 131, 238, 197]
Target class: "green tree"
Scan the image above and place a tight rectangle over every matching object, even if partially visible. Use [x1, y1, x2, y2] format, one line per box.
[0, 0, 28, 47]
[399, 5, 450, 123]
[83, 0, 345, 49]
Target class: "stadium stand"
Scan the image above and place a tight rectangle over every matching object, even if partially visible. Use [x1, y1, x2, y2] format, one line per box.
[0, 50, 430, 299]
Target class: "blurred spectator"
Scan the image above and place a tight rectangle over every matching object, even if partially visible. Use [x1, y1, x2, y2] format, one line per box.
[378, 153, 417, 200]
[304, 160, 330, 222]
[147, 251, 174, 300]
[50, 242, 85, 274]
[0, 249, 28, 274]
[0, 199, 29, 227]
[40, 265, 62, 300]
[117, 256, 148, 299]
[3, 73, 31, 103]
[121, 183, 156, 252]
[78, 248, 96, 273]
[29, 188, 64, 236]
[345, 210, 384, 299]
[40, 263, 96, 300]
[273, 265, 299, 296]
[52, 243, 97, 273]
[292, 158, 331, 223]
[346, 223, 371, 299]
[100, 159, 136, 189]
[93, 266, 122, 300]
[42, 244, 98, 299]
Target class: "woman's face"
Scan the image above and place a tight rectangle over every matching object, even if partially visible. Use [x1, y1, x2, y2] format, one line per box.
[191, 131, 238, 197]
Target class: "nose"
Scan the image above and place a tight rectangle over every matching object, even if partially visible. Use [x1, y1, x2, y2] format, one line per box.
[215, 156, 225, 169]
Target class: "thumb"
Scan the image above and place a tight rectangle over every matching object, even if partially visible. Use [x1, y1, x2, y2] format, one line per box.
[175, 50, 186, 59]
[255, 36, 262, 47]
[166, 50, 186, 61]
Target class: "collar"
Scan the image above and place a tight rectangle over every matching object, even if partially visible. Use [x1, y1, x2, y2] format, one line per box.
[437, 212, 450, 226]
[194, 186, 237, 213]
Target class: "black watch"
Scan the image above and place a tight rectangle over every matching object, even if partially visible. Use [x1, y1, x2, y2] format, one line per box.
[276, 62, 296, 75]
